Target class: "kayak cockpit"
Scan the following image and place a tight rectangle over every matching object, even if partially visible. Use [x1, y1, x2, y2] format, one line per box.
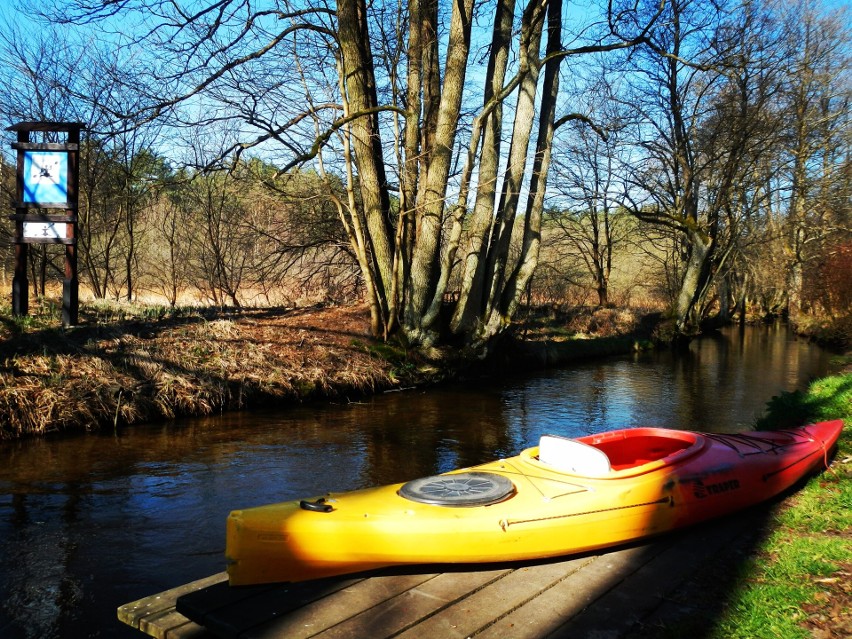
[526, 428, 705, 478]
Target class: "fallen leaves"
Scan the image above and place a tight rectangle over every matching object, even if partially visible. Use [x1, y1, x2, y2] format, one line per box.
[800, 566, 852, 638]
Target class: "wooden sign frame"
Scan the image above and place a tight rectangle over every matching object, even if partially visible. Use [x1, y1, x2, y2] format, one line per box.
[7, 121, 83, 326]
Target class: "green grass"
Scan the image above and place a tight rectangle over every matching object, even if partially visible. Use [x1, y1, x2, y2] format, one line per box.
[756, 372, 852, 429]
[710, 531, 850, 639]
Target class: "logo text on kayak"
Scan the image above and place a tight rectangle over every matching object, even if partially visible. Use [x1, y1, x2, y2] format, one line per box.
[692, 478, 740, 499]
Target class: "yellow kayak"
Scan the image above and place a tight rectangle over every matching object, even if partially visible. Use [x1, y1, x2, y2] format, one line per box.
[226, 421, 842, 586]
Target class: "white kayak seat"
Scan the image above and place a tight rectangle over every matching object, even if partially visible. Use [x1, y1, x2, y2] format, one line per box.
[538, 435, 612, 476]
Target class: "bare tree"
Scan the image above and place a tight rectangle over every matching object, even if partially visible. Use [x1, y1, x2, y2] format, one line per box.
[613, 0, 789, 333]
[147, 186, 193, 306]
[550, 80, 633, 307]
[29, 0, 655, 354]
[773, 0, 851, 324]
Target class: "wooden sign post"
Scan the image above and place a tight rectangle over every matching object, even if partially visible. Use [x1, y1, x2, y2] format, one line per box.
[7, 121, 83, 326]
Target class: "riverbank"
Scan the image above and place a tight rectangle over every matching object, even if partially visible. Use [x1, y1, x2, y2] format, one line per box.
[649, 373, 851, 639]
[0, 301, 660, 439]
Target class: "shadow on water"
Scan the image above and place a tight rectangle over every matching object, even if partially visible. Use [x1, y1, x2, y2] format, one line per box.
[0, 323, 840, 638]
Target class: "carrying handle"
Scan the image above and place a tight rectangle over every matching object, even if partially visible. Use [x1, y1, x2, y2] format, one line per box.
[299, 497, 333, 513]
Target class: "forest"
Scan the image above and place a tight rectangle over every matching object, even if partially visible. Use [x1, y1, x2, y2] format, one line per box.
[0, 0, 849, 354]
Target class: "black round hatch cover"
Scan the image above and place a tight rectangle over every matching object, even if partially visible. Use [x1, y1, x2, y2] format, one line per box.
[399, 471, 515, 507]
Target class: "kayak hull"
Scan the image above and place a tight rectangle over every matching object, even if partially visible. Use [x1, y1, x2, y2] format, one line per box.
[226, 420, 843, 585]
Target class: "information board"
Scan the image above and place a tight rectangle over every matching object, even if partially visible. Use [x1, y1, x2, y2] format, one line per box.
[22, 150, 69, 204]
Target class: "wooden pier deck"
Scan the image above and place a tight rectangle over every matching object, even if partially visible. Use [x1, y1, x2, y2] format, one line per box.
[118, 508, 769, 639]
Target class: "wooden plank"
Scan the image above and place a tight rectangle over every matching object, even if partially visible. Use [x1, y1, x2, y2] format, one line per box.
[550, 558, 668, 639]
[138, 608, 212, 639]
[177, 580, 300, 623]
[126, 544, 672, 639]
[549, 512, 768, 638]
[178, 575, 364, 638]
[472, 544, 667, 639]
[387, 553, 610, 639]
[298, 567, 513, 639]
[233, 571, 448, 638]
[117, 572, 227, 638]
[622, 512, 771, 638]
[179, 571, 441, 639]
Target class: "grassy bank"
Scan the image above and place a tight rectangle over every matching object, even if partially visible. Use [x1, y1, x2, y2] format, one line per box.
[0, 302, 408, 439]
[0, 301, 656, 439]
[649, 369, 851, 639]
[717, 371, 851, 639]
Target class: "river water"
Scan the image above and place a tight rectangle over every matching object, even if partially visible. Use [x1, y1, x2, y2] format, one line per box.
[0, 323, 838, 638]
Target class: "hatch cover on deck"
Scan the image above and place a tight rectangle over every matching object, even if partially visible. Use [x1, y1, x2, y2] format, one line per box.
[399, 472, 515, 507]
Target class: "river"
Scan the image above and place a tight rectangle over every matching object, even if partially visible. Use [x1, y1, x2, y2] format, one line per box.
[0, 323, 838, 638]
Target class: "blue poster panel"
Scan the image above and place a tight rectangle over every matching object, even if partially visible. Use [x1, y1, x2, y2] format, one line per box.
[22, 151, 69, 204]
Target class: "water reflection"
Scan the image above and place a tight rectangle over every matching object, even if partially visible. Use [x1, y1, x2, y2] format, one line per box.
[0, 324, 835, 638]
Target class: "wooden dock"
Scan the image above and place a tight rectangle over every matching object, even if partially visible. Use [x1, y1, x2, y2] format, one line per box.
[118, 508, 769, 639]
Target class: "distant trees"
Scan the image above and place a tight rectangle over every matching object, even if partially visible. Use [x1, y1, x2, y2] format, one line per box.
[773, 2, 851, 325]
[577, 0, 851, 334]
[5, 131, 355, 307]
[80, 140, 170, 300]
[712, 1, 852, 327]
[548, 87, 633, 308]
[604, 0, 775, 333]
[159, 161, 354, 307]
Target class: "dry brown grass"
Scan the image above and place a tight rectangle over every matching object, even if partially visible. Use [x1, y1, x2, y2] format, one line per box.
[515, 305, 663, 342]
[0, 304, 401, 438]
[0, 299, 670, 439]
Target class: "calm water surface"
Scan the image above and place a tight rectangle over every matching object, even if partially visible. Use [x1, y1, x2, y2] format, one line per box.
[0, 323, 837, 638]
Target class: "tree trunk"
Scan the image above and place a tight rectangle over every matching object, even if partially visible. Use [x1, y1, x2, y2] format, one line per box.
[478, 1, 547, 340]
[675, 230, 712, 333]
[449, 0, 516, 336]
[498, 0, 563, 330]
[402, 0, 475, 346]
[337, 0, 395, 331]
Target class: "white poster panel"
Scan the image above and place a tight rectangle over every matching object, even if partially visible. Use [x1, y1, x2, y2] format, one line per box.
[23, 221, 68, 240]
